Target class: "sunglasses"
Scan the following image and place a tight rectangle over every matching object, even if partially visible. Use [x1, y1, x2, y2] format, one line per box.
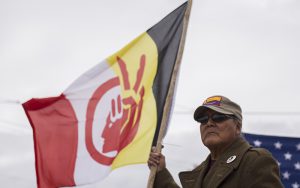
[196, 114, 236, 125]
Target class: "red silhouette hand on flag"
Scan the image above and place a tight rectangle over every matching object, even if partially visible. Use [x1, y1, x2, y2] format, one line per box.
[102, 55, 146, 153]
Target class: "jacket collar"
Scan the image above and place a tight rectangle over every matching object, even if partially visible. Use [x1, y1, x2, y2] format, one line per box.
[201, 137, 252, 188]
[179, 137, 252, 188]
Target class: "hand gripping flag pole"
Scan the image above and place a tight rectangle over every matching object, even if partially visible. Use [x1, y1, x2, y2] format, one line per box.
[147, 0, 193, 187]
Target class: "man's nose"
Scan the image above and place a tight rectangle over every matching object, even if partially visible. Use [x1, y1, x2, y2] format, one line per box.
[206, 118, 215, 127]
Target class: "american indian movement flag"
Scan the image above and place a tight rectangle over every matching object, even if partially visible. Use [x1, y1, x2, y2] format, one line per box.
[244, 133, 300, 188]
[22, 2, 188, 188]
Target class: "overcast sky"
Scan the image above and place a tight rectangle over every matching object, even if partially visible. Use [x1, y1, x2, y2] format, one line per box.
[1, 0, 300, 187]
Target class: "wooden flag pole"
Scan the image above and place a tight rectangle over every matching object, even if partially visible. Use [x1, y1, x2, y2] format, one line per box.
[147, 0, 193, 187]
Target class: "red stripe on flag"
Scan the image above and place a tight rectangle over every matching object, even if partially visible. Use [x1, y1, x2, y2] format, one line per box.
[23, 95, 78, 188]
[117, 56, 130, 90]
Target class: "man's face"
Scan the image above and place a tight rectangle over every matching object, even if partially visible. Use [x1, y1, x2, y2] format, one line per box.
[199, 109, 241, 150]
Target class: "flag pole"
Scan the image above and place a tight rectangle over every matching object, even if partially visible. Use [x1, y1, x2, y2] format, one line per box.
[147, 0, 193, 187]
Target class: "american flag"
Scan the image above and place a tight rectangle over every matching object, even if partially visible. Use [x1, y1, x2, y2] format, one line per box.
[244, 133, 300, 188]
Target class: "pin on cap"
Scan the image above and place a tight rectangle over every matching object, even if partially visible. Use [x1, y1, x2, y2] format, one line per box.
[226, 155, 236, 164]
[194, 96, 242, 123]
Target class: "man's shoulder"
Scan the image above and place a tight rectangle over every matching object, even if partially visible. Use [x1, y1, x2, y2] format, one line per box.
[241, 146, 278, 170]
[179, 161, 206, 175]
[192, 158, 210, 172]
[246, 147, 273, 158]
[191, 164, 204, 172]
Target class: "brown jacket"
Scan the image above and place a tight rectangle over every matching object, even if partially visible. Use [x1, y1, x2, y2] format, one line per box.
[154, 137, 284, 188]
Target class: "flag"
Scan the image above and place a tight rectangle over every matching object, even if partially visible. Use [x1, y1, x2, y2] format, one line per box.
[22, 2, 188, 188]
[244, 133, 300, 188]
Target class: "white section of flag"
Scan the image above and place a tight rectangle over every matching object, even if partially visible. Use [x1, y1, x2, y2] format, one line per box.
[64, 60, 120, 185]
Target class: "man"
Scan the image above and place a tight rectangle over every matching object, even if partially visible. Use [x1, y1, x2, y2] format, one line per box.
[148, 95, 284, 188]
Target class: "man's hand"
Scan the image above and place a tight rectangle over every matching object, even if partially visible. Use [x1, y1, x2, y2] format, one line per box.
[147, 147, 166, 172]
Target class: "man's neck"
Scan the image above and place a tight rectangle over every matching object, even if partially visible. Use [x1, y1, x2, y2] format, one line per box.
[209, 138, 239, 160]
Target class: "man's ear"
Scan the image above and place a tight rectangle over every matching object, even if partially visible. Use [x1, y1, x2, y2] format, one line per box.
[236, 121, 242, 135]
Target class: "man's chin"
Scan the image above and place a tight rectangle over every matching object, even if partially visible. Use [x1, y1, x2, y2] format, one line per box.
[203, 136, 220, 148]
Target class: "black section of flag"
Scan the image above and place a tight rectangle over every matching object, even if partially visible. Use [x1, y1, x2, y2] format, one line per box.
[147, 2, 188, 145]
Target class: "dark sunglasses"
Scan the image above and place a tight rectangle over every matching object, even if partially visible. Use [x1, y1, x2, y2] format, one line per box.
[196, 114, 236, 125]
